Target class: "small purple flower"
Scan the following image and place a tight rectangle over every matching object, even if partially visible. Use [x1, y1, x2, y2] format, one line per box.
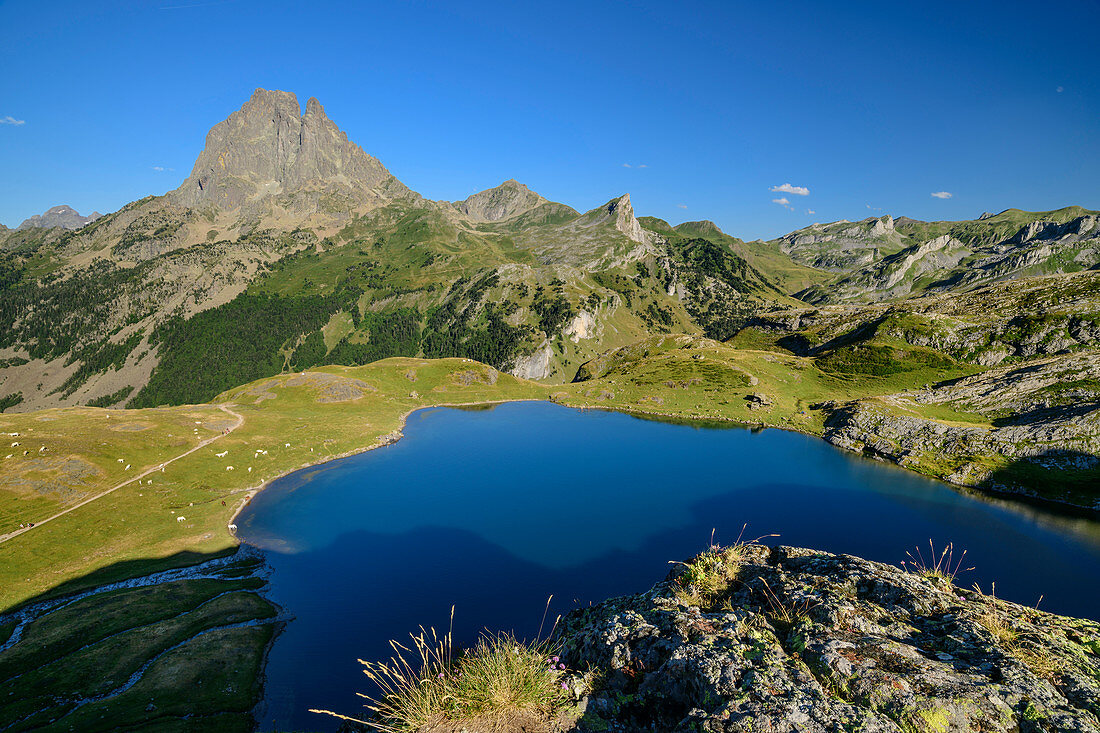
[437, 673, 445, 679]
[561, 682, 569, 689]
[551, 656, 560, 663]
[558, 663, 566, 669]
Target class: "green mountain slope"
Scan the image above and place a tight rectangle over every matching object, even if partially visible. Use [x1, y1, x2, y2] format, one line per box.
[2, 88, 1097, 414]
[0, 91, 801, 411]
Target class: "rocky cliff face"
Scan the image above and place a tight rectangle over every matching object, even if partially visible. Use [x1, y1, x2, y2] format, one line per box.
[17, 205, 101, 230]
[169, 88, 414, 213]
[558, 543, 1100, 732]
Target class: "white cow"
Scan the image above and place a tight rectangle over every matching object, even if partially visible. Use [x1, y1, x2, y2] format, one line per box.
[215, 450, 228, 458]
[226, 466, 234, 471]
[177, 516, 186, 522]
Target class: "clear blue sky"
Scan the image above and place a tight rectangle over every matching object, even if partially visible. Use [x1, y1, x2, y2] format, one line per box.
[2, 0, 1097, 239]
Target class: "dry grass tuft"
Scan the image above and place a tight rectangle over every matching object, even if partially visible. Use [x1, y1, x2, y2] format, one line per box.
[972, 583, 1065, 681]
[757, 576, 820, 630]
[310, 608, 572, 732]
[901, 540, 974, 585]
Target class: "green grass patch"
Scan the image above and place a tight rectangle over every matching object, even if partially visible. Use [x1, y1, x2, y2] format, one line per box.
[315, 626, 571, 732]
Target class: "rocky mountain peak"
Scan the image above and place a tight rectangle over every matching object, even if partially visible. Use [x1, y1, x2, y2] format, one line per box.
[868, 214, 895, 236]
[17, 205, 101, 230]
[455, 179, 547, 222]
[170, 88, 412, 211]
[602, 193, 646, 243]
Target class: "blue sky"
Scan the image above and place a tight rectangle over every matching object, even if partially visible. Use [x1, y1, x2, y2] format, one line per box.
[1, 0, 1097, 239]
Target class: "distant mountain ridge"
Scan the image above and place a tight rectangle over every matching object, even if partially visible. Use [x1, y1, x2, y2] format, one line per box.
[17, 205, 101, 231]
[0, 87, 1096, 416]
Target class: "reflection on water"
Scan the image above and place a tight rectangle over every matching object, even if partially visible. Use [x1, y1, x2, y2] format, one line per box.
[238, 402, 1100, 731]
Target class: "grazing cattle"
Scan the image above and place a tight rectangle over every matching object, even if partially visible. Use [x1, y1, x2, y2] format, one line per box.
[124, 465, 131, 471]
[227, 523, 237, 531]
[215, 451, 228, 458]
[226, 466, 234, 471]
[177, 516, 186, 522]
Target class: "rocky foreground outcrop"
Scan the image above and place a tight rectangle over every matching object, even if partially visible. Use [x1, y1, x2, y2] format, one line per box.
[557, 544, 1099, 733]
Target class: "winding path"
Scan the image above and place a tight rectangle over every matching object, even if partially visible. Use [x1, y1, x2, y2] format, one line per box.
[0, 404, 244, 545]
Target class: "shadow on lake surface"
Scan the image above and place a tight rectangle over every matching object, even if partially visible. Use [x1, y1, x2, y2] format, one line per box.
[238, 401, 1100, 731]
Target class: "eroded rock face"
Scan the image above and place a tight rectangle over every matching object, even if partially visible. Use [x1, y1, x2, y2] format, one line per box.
[511, 339, 554, 380]
[170, 88, 413, 212]
[558, 544, 1100, 733]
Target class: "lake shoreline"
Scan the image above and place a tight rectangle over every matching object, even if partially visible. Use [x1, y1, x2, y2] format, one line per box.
[226, 397, 1099, 544]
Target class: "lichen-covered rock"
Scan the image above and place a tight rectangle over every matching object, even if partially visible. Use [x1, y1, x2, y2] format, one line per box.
[557, 544, 1100, 733]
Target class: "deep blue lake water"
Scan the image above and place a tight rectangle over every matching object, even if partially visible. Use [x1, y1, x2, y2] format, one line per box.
[237, 401, 1100, 731]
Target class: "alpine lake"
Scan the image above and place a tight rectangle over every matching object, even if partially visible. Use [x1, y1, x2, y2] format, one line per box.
[235, 401, 1100, 731]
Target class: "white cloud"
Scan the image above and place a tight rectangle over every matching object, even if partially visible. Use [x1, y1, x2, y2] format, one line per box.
[151, 165, 175, 172]
[677, 204, 688, 209]
[772, 197, 790, 206]
[1057, 86, 1064, 93]
[806, 209, 815, 215]
[622, 163, 647, 169]
[866, 204, 883, 211]
[770, 183, 809, 196]
[622, 163, 632, 168]
[637, 164, 648, 168]
[931, 191, 953, 199]
[0, 116, 25, 126]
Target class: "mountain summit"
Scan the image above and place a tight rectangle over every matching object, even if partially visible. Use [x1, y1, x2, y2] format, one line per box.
[453, 179, 548, 222]
[17, 205, 101, 230]
[170, 89, 413, 212]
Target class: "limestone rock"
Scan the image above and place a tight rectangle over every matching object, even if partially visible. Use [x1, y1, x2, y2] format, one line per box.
[510, 340, 554, 380]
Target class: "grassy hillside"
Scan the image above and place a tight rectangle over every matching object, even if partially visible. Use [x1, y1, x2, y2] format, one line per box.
[0, 195, 811, 412]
